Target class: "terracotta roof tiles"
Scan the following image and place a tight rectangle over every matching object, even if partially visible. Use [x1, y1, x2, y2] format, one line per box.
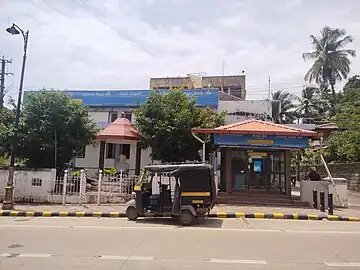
[96, 117, 141, 141]
[192, 119, 316, 137]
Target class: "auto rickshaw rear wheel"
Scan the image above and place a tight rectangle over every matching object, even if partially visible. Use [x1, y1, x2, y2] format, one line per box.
[126, 206, 138, 221]
[179, 209, 195, 226]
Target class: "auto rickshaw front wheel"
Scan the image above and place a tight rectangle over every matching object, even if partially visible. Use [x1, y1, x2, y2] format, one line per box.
[126, 206, 139, 221]
[179, 209, 195, 226]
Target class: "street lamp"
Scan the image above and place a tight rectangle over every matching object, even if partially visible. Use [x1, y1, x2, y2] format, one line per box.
[2, 23, 29, 210]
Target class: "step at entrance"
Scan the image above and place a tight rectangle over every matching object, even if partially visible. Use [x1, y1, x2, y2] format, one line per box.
[217, 192, 310, 207]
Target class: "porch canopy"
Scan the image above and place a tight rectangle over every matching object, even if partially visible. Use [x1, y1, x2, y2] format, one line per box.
[192, 119, 317, 149]
[96, 112, 142, 173]
[192, 119, 317, 197]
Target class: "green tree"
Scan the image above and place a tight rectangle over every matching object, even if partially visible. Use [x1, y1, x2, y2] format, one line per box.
[303, 26, 356, 109]
[314, 82, 332, 120]
[134, 90, 226, 162]
[325, 80, 360, 162]
[271, 90, 296, 123]
[0, 107, 15, 157]
[325, 131, 360, 162]
[295, 86, 323, 124]
[333, 88, 360, 130]
[12, 91, 98, 169]
[343, 75, 360, 90]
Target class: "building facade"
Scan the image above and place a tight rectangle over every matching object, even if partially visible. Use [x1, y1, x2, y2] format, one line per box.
[193, 120, 317, 205]
[219, 100, 278, 124]
[150, 74, 246, 99]
[24, 88, 279, 178]
[67, 89, 219, 176]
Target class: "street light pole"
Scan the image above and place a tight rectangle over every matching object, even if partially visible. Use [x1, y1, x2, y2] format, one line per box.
[2, 23, 29, 210]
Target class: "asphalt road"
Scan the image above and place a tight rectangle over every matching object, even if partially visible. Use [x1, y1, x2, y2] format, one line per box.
[0, 217, 360, 269]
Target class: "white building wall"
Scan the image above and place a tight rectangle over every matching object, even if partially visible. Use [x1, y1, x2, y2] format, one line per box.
[75, 110, 153, 177]
[89, 111, 108, 122]
[218, 100, 273, 124]
[0, 169, 56, 202]
[141, 148, 152, 167]
[77, 100, 274, 176]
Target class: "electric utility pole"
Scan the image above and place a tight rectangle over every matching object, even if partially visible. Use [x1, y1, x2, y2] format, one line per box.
[0, 56, 12, 109]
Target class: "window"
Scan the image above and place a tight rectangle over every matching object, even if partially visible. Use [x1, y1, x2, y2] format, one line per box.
[109, 112, 118, 123]
[122, 144, 130, 159]
[77, 146, 86, 158]
[32, 178, 43, 186]
[106, 143, 115, 159]
[108, 112, 132, 123]
[106, 143, 131, 159]
[123, 112, 132, 122]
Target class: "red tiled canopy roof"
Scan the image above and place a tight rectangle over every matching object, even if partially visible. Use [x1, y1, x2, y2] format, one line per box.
[192, 119, 317, 137]
[96, 116, 141, 141]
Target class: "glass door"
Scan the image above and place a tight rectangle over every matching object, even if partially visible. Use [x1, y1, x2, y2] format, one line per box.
[269, 151, 286, 193]
[231, 150, 247, 191]
[249, 157, 267, 189]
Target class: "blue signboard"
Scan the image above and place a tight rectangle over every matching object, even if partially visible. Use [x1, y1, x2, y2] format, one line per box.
[59, 89, 218, 107]
[214, 134, 310, 149]
[253, 160, 263, 172]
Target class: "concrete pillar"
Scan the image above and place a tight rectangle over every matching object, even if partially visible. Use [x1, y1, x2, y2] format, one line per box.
[225, 148, 232, 193]
[114, 144, 121, 169]
[219, 148, 226, 192]
[98, 141, 106, 170]
[285, 150, 292, 197]
[135, 144, 141, 175]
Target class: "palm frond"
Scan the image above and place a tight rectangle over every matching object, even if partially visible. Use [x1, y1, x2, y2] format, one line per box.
[303, 26, 355, 89]
[309, 35, 323, 51]
[330, 35, 354, 50]
[326, 27, 346, 44]
[302, 51, 319, 61]
[304, 59, 324, 83]
[336, 49, 356, 57]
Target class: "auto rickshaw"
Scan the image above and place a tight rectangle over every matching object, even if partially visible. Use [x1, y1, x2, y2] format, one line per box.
[125, 162, 217, 225]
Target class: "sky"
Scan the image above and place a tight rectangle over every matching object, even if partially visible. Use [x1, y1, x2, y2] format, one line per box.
[0, 0, 359, 102]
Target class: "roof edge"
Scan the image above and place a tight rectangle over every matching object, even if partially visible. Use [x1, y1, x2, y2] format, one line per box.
[192, 128, 316, 137]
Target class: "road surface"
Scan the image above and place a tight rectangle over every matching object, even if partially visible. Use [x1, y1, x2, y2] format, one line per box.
[1, 217, 360, 269]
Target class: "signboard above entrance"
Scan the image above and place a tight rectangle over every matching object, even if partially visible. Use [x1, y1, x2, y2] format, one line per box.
[65, 89, 219, 107]
[214, 134, 310, 149]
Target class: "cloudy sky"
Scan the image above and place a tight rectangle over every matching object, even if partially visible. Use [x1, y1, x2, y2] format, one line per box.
[0, 0, 359, 101]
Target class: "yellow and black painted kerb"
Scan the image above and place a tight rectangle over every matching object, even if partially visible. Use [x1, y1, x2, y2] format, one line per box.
[207, 212, 360, 221]
[0, 211, 127, 218]
[0, 211, 359, 221]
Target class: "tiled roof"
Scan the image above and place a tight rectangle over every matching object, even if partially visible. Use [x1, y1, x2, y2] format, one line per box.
[96, 122, 110, 129]
[218, 91, 242, 101]
[315, 122, 339, 130]
[192, 119, 316, 137]
[96, 117, 141, 141]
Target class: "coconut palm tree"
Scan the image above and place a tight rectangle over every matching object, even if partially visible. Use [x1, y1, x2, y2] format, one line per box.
[271, 90, 296, 123]
[316, 82, 332, 118]
[303, 26, 356, 104]
[296, 86, 324, 124]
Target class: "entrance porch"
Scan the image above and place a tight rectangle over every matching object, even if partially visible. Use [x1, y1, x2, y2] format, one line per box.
[217, 148, 294, 205]
[192, 119, 317, 206]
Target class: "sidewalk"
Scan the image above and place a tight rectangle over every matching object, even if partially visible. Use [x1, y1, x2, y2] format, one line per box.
[0, 202, 357, 217]
[1, 191, 360, 219]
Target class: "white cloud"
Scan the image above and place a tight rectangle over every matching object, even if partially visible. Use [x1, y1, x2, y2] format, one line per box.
[0, 0, 359, 102]
[275, 0, 303, 11]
